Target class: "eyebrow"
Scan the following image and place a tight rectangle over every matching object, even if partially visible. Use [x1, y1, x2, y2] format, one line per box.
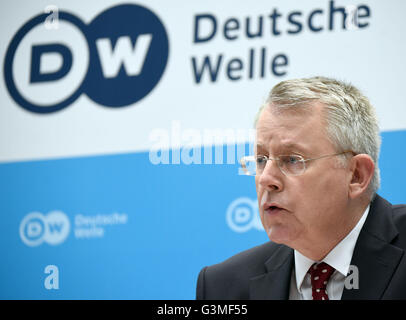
[255, 142, 309, 154]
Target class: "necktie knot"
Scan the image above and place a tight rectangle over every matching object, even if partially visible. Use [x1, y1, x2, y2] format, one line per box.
[308, 262, 335, 300]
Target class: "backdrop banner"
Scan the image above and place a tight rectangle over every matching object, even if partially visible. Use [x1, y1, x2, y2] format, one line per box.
[1, 0, 405, 299]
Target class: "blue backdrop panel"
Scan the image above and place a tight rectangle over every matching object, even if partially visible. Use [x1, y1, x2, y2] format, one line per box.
[0, 130, 405, 299]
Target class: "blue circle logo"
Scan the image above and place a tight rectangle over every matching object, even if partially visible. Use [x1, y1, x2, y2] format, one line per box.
[4, 4, 169, 113]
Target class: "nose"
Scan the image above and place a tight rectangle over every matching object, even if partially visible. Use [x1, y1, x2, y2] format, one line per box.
[257, 158, 284, 192]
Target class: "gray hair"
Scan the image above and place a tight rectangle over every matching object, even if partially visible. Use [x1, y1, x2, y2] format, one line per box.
[257, 76, 381, 198]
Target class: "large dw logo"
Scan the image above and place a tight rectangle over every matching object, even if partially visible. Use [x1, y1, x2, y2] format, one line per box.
[4, 4, 169, 113]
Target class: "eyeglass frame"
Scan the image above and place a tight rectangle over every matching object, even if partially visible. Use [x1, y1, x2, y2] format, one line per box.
[240, 150, 356, 176]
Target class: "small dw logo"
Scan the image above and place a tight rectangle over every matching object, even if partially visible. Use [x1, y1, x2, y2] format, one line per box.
[19, 211, 70, 246]
[226, 197, 264, 233]
[4, 4, 169, 113]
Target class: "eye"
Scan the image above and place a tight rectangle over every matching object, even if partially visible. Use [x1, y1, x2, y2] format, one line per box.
[256, 155, 267, 166]
[288, 156, 299, 164]
[281, 155, 300, 165]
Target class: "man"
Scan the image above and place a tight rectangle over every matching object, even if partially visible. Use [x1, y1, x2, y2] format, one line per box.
[196, 76, 406, 300]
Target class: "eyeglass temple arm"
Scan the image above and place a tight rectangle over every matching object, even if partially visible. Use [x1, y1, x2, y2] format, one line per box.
[303, 150, 355, 162]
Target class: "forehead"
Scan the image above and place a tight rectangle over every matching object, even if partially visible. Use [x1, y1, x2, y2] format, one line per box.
[256, 103, 332, 154]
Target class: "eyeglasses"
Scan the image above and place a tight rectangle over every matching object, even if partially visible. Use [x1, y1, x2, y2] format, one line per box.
[240, 151, 354, 176]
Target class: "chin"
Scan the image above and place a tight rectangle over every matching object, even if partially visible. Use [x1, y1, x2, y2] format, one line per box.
[266, 225, 296, 246]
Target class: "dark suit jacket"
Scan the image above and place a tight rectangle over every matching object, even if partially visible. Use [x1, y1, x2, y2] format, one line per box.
[196, 195, 406, 299]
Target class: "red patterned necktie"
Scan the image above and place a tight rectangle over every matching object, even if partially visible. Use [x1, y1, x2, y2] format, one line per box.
[307, 262, 335, 300]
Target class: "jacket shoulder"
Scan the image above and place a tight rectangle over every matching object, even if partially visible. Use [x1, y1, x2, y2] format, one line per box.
[196, 241, 281, 300]
[392, 203, 406, 241]
[392, 204, 406, 219]
[373, 195, 406, 247]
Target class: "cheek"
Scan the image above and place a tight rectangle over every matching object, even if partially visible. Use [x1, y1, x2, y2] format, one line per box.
[314, 170, 348, 200]
[255, 176, 261, 208]
[293, 172, 348, 220]
[255, 178, 267, 226]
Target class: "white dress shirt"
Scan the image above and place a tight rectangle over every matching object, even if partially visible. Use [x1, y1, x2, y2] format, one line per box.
[289, 205, 370, 300]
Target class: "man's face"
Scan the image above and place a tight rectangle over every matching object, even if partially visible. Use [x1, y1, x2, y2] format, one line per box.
[255, 103, 351, 252]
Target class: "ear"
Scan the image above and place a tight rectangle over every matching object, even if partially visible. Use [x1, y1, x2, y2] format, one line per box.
[348, 154, 375, 199]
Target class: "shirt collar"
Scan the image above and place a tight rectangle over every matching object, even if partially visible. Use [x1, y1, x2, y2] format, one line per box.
[294, 204, 370, 293]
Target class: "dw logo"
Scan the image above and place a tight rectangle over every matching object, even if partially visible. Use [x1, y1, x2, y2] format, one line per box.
[19, 211, 70, 246]
[4, 4, 169, 113]
[226, 197, 264, 233]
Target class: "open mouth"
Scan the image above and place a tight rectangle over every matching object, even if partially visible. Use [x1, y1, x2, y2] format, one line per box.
[264, 204, 285, 215]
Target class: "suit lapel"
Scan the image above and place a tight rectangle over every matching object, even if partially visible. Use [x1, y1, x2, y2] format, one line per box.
[342, 195, 404, 299]
[249, 245, 294, 299]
